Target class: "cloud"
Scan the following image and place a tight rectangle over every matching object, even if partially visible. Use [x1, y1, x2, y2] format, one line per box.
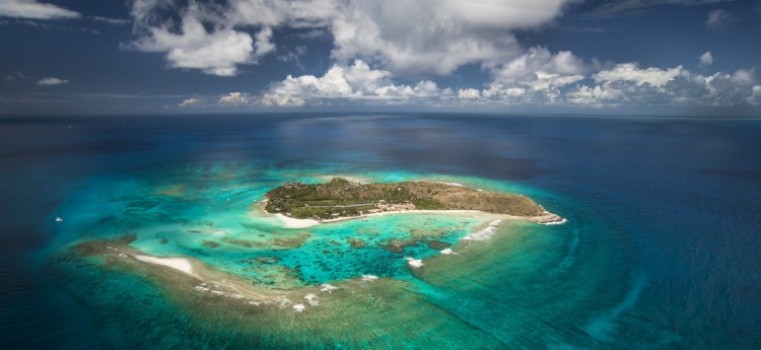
[128, 0, 576, 76]
[460, 47, 587, 104]
[458, 88, 481, 100]
[449, 48, 759, 111]
[0, 0, 80, 19]
[572, 66, 757, 109]
[219, 92, 249, 105]
[258, 47, 759, 112]
[254, 27, 275, 57]
[262, 59, 442, 106]
[594, 63, 682, 88]
[749, 85, 761, 105]
[706, 9, 733, 30]
[5, 71, 25, 81]
[328, 0, 573, 74]
[92, 16, 130, 25]
[591, 0, 730, 16]
[277, 45, 308, 69]
[128, 1, 268, 76]
[179, 98, 201, 107]
[566, 85, 623, 107]
[492, 47, 587, 83]
[699, 51, 713, 67]
[37, 77, 68, 86]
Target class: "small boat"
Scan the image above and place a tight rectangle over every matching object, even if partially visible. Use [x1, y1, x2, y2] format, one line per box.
[55, 216, 64, 223]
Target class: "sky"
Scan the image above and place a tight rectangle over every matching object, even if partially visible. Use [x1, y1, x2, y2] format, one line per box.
[1, 0, 760, 116]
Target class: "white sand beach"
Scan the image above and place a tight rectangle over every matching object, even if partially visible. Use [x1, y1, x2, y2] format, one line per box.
[275, 213, 320, 228]
[134, 255, 196, 276]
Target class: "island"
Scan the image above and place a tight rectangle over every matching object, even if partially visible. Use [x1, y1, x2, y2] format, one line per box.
[264, 178, 563, 224]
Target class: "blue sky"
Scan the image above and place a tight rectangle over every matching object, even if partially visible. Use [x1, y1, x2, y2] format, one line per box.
[1, 0, 760, 115]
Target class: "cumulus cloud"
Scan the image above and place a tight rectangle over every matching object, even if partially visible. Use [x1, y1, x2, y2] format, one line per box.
[459, 47, 587, 104]
[328, 0, 573, 74]
[594, 63, 682, 88]
[493, 47, 587, 83]
[257, 47, 760, 111]
[0, 0, 80, 19]
[699, 51, 713, 67]
[128, 0, 576, 76]
[129, 4, 256, 76]
[458, 88, 481, 100]
[179, 98, 201, 107]
[262, 59, 441, 106]
[448, 48, 759, 111]
[566, 85, 623, 107]
[37, 77, 68, 86]
[570, 65, 757, 108]
[219, 92, 249, 105]
[706, 9, 733, 30]
[126, 0, 336, 76]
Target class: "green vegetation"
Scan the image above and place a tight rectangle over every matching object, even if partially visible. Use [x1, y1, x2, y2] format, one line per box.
[264, 177, 545, 220]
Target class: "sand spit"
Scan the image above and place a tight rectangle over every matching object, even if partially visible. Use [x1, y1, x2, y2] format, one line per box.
[76, 238, 330, 310]
[275, 213, 320, 228]
[134, 255, 197, 277]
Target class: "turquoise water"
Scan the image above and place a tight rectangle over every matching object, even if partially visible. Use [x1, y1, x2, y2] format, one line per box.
[54, 164, 512, 285]
[47, 163, 635, 348]
[2, 114, 760, 348]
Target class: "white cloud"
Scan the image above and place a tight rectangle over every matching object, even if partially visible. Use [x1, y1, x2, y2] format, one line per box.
[699, 51, 713, 67]
[451, 49, 759, 111]
[179, 98, 201, 107]
[0, 0, 80, 19]
[594, 63, 682, 88]
[92, 16, 130, 25]
[254, 27, 275, 57]
[183, 57, 759, 111]
[493, 47, 587, 84]
[329, 0, 573, 74]
[261, 93, 305, 107]
[219, 92, 249, 105]
[37, 77, 68, 86]
[458, 88, 481, 100]
[462, 47, 586, 103]
[129, 2, 269, 76]
[227, 0, 336, 27]
[695, 69, 757, 106]
[128, 0, 576, 76]
[262, 59, 441, 106]
[706, 9, 733, 30]
[566, 85, 623, 107]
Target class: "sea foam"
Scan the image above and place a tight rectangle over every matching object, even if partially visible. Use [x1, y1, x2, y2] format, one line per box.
[405, 257, 423, 268]
[463, 219, 502, 241]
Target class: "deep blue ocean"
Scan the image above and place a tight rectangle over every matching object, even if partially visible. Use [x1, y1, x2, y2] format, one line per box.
[1, 114, 760, 349]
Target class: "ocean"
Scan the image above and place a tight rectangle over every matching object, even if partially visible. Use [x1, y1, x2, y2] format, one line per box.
[1, 113, 760, 349]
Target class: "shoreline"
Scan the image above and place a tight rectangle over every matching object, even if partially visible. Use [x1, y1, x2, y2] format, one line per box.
[273, 208, 565, 228]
